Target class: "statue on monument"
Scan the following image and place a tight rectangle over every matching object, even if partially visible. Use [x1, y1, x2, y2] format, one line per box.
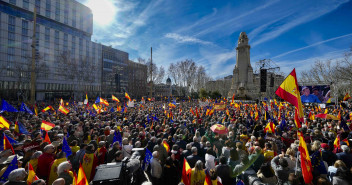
[228, 32, 256, 100]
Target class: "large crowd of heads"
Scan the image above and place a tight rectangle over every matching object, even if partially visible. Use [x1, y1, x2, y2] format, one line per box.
[0, 99, 351, 185]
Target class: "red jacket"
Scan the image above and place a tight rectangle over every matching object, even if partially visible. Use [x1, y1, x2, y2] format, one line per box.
[37, 152, 55, 180]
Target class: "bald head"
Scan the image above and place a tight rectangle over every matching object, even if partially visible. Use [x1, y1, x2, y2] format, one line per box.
[52, 178, 65, 185]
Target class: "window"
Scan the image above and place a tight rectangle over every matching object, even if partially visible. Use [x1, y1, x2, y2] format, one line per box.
[35, 0, 41, 14]
[9, 0, 16, 5]
[22, 20, 28, 36]
[64, 0, 69, 24]
[45, 27, 50, 41]
[23, 0, 29, 9]
[45, 0, 51, 18]
[63, 33, 68, 51]
[55, 1, 60, 21]
[72, 8, 76, 27]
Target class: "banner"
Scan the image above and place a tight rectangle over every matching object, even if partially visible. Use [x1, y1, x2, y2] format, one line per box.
[214, 103, 226, 111]
[127, 100, 134, 107]
[199, 100, 209, 107]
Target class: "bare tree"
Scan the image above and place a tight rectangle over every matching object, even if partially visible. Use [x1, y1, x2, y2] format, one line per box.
[154, 65, 165, 84]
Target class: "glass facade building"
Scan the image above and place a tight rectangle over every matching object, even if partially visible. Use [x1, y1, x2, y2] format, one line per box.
[0, 0, 102, 101]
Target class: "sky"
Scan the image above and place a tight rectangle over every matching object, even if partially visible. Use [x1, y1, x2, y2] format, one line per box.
[77, 0, 352, 79]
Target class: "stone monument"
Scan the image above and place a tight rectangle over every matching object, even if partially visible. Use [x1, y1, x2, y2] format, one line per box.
[228, 32, 256, 99]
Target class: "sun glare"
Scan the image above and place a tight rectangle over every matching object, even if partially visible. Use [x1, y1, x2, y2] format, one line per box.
[85, 0, 117, 26]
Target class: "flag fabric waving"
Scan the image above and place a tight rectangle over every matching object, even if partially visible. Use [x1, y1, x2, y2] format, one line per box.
[3, 135, 15, 154]
[264, 121, 276, 134]
[41, 121, 55, 131]
[297, 131, 313, 184]
[142, 148, 153, 170]
[19, 102, 34, 115]
[0, 155, 17, 182]
[62, 137, 72, 158]
[76, 164, 89, 185]
[112, 95, 120, 102]
[125, 92, 131, 101]
[0, 100, 18, 113]
[275, 69, 304, 121]
[42, 106, 54, 112]
[27, 163, 39, 185]
[113, 131, 122, 147]
[181, 158, 191, 185]
[58, 105, 70, 115]
[0, 116, 10, 129]
[44, 132, 51, 144]
[163, 141, 170, 152]
[343, 93, 351, 101]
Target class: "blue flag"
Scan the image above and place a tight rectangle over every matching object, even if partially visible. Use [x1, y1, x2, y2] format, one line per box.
[62, 137, 72, 158]
[16, 121, 29, 135]
[0, 155, 17, 182]
[95, 97, 100, 104]
[113, 131, 122, 147]
[264, 97, 268, 101]
[19, 102, 33, 115]
[0, 100, 18, 113]
[142, 148, 153, 170]
[340, 119, 350, 131]
[110, 107, 115, 112]
[153, 115, 159, 122]
[280, 115, 287, 131]
[311, 150, 327, 174]
[236, 180, 245, 185]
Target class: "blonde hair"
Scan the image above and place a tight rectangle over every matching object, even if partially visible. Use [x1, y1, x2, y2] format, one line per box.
[334, 160, 346, 168]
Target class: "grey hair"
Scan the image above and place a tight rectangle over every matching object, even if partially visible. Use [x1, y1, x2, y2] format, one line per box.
[152, 151, 158, 158]
[141, 182, 153, 185]
[43, 144, 54, 152]
[31, 151, 43, 159]
[186, 144, 192, 150]
[191, 147, 197, 154]
[341, 145, 350, 153]
[57, 161, 72, 175]
[193, 136, 198, 142]
[8, 168, 26, 182]
[135, 141, 141, 148]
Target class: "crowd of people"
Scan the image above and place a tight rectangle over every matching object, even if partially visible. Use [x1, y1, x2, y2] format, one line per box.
[0, 97, 352, 185]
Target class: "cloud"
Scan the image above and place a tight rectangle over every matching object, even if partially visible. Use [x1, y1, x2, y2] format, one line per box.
[272, 32, 352, 59]
[165, 33, 214, 46]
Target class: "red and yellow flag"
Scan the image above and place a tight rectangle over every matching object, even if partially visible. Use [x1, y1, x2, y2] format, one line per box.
[163, 141, 170, 152]
[125, 92, 131, 101]
[44, 132, 51, 144]
[41, 121, 55, 131]
[204, 170, 212, 185]
[294, 108, 302, 128]
[27, 163, 39, 185]
[343, 93, 351, 101]
[100, 98, 109, 106]
[112, 95, 120, 102]
[58, 105, 70, 115]
[34, 104, 38, 116]
[77, 164, 89, 185]
[275, 69, 304, 121]
[0, 115, 10, 129]
[42, 105, 54, 112]
[181, 158, 191, 185]
[308, 111, 315, 120]
[4, 135, 15, 154]
[297, 131, 313, 184]
[264, 122, 276, 133]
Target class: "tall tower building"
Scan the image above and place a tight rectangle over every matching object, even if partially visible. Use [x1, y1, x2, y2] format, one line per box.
[228, 32, 256, 99]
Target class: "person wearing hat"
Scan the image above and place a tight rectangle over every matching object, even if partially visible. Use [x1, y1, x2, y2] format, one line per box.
[301, 86, 321, 103]
[321, 143, 337, 166]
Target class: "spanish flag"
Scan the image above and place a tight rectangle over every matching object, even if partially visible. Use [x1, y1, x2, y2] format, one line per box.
[226, 109, 230, 116]
[77, 164, 89, 185]
[264, 121, 276, 134]
[100, 98, 109, 106]
[112, 95, 120, 102]
[34, 104, 38, 116]
[42, 106, 54, 112]
[0, 116, 10, 129]
[125, 92, 131, 101]
[3, 135, 15, 154]
[275, 69, 304, 121]
[294, 108, 302, 128]
[343, 93, 351, 101]
[27, 163, 39, 185]
[308, 111, 315, 120]
[204, 170, 212, 185]
[44, 132, 51, 144]
[58, 105, 70, 115]
[181, 158, 191, 185]
[163, 141, 170, 152]
[326, 98, 331, 103]
[190, 108, 195, 116]
[41, 121, 55, 131]
[297, 131, 313, 184]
